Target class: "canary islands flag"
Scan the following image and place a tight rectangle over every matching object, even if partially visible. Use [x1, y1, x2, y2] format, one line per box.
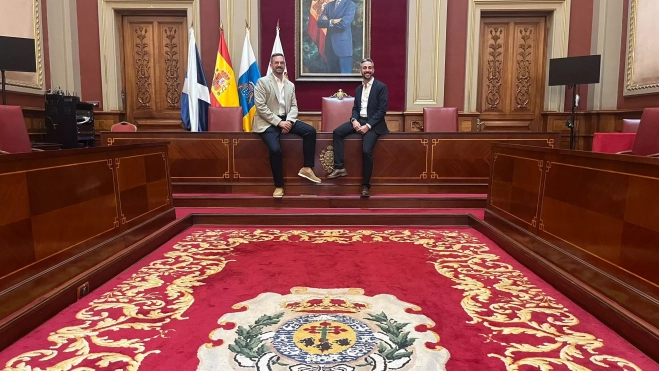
[266, 25, 287, 78]
[181, 28, 210, 131]
[238, 29, 261, 132]
[210, 28, 239, 107]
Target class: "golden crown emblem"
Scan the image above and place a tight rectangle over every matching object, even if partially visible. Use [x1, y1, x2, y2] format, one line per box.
[283, 296, 369, 313]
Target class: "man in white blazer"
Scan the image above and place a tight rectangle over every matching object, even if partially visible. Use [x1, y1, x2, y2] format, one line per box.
[253, 53, 321, 198]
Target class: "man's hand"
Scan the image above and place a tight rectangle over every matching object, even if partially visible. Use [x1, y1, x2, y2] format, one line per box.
[279, 121, 292, 134]
[331, 19, 341, 25]
[357, 125, 370, 134]
[351, 119, 360, 131]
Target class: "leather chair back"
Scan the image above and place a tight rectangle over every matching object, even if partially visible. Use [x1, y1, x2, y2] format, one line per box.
[321, 97, 354, 132]
[0, 105, 33, 153]
[208, 107, 243, 131]
[631, 108, 659, 156]
[110, 122, 137, 132]
[423, 107, 459, 132]
[622, 119, 640, 133]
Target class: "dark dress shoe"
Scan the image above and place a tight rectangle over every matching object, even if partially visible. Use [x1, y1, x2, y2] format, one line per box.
[361, 186, 370, 198]
[327, 168, 348, 179]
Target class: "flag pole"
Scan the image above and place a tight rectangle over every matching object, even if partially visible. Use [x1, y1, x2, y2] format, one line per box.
[277, 19, 280, 30]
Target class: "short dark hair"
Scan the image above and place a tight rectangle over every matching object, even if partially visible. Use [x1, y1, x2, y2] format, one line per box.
[270, 53, 285, 63]
[360, 58, 374, 67]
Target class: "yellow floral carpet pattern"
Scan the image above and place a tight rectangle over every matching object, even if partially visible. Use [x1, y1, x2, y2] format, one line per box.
[1, 228, 648, 371]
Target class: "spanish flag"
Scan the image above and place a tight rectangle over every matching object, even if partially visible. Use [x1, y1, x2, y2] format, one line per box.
[307, 0, 329, 61]
[210, 28, 239, 107]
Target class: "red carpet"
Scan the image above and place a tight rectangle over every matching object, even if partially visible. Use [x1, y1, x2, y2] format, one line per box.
[175, 208, 486, 219]
[1, 227, 655, 370]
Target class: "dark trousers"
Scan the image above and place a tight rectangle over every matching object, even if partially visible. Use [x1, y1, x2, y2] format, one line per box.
[325, 38, 352, 74]
[332, 118, 380, 188]
[258, 118, 316, 188]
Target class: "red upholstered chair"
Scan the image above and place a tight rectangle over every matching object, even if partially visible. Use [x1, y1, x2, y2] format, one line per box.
[422, 107, 459, 132]
[619, 108, 659, 157]
[592, 118, 643, 153]
[592, 133, 636, 154]
[0, 105, 42, 154]
[321, 91, 354, 132]
[622, 119, 640, 133]
[208, 107, 243, 131]
[110, 121, 137, 132]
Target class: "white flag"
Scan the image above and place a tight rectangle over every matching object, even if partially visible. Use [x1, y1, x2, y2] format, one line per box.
[266, 27, 287, 78]
[181, 28, 210, 132]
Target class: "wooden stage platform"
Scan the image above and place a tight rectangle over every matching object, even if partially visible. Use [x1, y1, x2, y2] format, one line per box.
[101, 131, 560, 194]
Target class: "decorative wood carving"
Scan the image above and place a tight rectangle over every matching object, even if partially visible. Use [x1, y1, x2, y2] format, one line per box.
[478, 17, 546, 132]
[134, 27, 152, 108]
[121, 16, 188, 130]
[164, 27, 181, 108]
[515, 27, 532, 110]
[330, 89, 353, 99]
[486, 28, 503, 110]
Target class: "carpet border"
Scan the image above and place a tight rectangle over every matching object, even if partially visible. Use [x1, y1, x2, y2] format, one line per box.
[470, 213, 659, 363]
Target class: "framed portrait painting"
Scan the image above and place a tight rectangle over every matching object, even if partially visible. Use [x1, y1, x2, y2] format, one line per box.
[295, 0, 371, 81]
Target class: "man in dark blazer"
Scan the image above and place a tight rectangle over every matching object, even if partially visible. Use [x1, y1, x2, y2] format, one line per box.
[326, 58, 388, 198]
[316, 0, 356, 73]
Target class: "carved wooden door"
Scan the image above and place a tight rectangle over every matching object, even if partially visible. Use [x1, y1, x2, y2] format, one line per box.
[121, 16, 188, 130]
[476, 17, 547, 131]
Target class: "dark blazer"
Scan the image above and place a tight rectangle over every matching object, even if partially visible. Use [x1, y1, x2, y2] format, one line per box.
[351, 79, 389, 135]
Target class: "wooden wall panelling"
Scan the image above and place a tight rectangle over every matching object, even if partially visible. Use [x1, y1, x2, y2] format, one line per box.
[296, 112, 322, 132]
[404, 112, 424, 132]
[485, 143, 659, 333]
[0, 143, 175, 325]
[95, 111, 127, 132]
[404, 112, 478, 132]
[542, 110, 644, 150]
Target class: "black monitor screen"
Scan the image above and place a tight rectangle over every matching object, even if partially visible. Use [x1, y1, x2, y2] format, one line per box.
[548, 55, 601, 86]
[0, 36, 36, 72]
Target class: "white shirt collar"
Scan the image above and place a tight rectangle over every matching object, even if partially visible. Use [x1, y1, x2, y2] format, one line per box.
[363, 77, 374, 88]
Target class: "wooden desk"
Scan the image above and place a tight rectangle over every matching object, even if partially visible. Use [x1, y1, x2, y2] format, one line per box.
[485, 143, 659, 342]
[101, 131, 560, 194]
[0, 143, 175, 349]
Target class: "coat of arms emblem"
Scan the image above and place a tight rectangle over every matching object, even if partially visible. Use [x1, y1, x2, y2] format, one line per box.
[196, 288, 450, 370]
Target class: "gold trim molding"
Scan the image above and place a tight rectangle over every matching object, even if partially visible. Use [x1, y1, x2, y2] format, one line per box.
[463, 0, 570, 113]
[624, 0, 659, 96]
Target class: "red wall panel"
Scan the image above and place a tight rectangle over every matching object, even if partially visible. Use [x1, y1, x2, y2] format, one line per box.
[259, 0, 407, 112]
[443, 0, 469, 111]
[565, 0, 594, 112]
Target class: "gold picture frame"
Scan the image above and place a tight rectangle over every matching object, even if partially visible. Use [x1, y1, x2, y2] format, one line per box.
[0, 0, 44, 92]
[624, 0, 659, 96]
[295, 0, 371, 81]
